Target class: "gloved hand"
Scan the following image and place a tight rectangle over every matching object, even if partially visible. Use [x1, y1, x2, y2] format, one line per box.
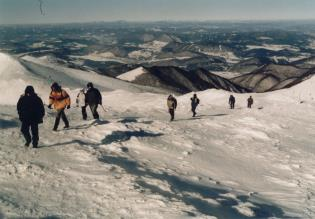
[67, 105, 71, 109]
[48, 104, 52, 109]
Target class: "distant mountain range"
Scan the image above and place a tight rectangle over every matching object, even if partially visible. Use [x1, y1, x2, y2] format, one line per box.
[117, 64, 315, 94]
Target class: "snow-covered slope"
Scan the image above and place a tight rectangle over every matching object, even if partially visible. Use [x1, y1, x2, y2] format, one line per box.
[1, 52, 315, 218]
[117, 67, 148, 82]
[0, 54, 48, 105]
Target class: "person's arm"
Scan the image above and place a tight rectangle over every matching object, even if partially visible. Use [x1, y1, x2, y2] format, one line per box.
[63, 90, 71, 107]
[97, 89, 102, 105]
[48, 92, 54, 108]
[38, 97, 45, 118]
[174, 99, 177, 109]
[17, 97, 23, 119]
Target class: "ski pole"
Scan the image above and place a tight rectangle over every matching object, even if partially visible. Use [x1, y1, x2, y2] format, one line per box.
[101, 105, 108, 112]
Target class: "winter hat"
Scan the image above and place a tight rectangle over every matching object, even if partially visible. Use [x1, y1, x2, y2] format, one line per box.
[25, 86, 35, 95]
[51, 82, 59, 89]
[87, 82, 94, 88]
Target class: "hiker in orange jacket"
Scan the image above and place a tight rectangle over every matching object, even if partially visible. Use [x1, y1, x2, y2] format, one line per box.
[48, 82, 71, 131]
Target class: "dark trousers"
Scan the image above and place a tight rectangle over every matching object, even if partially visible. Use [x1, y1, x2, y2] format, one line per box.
[192, 106, 197, 117]
[169, 108, 175, 121]
[248, 103, 252, 108]
[89, 104, 99, 119]
[21, 121, 39, 147]
[230, 103, 235, 109]
[53, 109, 69, 130]
[82, 106, 87, 120]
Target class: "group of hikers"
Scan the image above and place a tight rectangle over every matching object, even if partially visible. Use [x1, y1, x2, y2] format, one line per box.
[228, 95, 254, 109]
[17, 82, 254, 148]
[17, 82, 102, 148]
[167, 94, 254, 122]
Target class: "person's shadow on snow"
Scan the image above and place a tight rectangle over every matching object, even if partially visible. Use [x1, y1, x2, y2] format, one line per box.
[65, 120, 110, 131]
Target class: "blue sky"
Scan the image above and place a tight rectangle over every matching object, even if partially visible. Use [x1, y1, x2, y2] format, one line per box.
[1, 0, 315, 24]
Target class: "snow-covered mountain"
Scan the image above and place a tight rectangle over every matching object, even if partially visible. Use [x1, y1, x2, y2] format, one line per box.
[1, 52, 315, 218]
[231, 64, 312, 92]
[117, 66, 249, 94]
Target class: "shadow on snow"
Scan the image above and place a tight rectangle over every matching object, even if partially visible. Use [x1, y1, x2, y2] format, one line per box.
[0, 118, 19, 129]
[174, 114, 229, 122]
[98, 154, 290, 219]
[102, 130, 163, 145]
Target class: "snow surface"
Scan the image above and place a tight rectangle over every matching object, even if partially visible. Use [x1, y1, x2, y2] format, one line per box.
[246, 44, 300, 52]
[71, 52, 131, 64]
[1, 52, 315, 218]
[200, 50, 240, 64]
[139, 41, 169, 52]
[117, 67, 148, 82]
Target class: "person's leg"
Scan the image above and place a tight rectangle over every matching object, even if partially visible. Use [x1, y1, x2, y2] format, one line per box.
[30, 123, 39, 148]
[90, 104, 99, 119]
[93, 105, 99, 119]
[169, 109, 175, 121]
[168, 109, 172, 121]
[53, 110, 62, 131]
[21, 121, 31, 146]
[61, 110, 69, 128]
[82, 106, 87, 120]
[191, 107, 195, 117]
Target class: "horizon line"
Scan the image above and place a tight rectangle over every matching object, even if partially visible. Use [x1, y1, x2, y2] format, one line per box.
[1, 18, 315, 26]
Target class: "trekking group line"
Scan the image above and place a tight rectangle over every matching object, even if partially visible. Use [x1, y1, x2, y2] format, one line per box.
[17, 83, 254, 148]
[167, 94, 254, 122]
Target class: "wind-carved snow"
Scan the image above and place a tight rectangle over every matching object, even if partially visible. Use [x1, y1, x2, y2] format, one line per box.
[1, 53, 315, 218]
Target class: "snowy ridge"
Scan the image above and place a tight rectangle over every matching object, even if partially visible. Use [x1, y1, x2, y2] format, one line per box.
[1, 53, 315, 218]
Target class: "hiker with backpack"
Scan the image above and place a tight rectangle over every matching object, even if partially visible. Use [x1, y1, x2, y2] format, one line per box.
[85, 82, 102, 120]
[191, 94, 200, 117]
[167, 94, 177, 121]
[76, 89, 87, 120]
[17, 86, 45, 148]
[229, 95, 235, 109]
[48, 82, 71, 131]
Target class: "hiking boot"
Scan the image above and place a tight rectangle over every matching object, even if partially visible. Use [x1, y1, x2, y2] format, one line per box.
[63, 125, 69, 129]
[24, 142, 31, 147]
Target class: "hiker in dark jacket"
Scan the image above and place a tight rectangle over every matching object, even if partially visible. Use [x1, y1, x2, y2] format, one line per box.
[17, 86, 45, 148]
[229, 95, 235, 109]
[167, 94, 177, 121]
[247, 96, 254, 108]
[191, 94, 200, 117]
[85, 82, 102, 119]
